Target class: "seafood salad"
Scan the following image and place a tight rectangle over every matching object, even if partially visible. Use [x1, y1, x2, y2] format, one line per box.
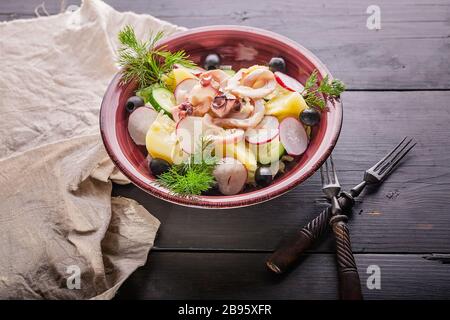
[119, 26, 345, 196]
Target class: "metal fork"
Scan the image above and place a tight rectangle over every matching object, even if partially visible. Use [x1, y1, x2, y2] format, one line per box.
[321, 156, 363, 300]
[267, 137, 416, 276]
[347, 137, 417, 199]
[320, 156, 341, 199]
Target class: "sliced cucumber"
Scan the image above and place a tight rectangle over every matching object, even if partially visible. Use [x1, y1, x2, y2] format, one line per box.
[278, 141, 286, 157]
[136, 86, 154, 103]
[148, 86, 176, 115]
[250, 138, 285, 165]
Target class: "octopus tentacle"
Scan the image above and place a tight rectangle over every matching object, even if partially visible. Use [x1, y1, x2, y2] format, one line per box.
[225, 67, 276, 99]
[212, 99, 265, 129]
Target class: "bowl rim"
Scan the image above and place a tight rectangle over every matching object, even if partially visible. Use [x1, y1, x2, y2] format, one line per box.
[100, 25, 343, 209]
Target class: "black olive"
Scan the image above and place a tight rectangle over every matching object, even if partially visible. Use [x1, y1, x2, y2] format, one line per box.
[204, 53, 221, 70]
[125, 96, 144, 113]
[268, 57, 286, 73]
[255, 166, 273, 187]
[149, 158, 171, 177]
[300, 107, 321, 126]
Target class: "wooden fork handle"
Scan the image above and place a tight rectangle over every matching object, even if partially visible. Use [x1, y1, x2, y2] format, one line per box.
[266, 207, 331, 273]
[331, 215, 363, 300]
[266, 192, 355, 274]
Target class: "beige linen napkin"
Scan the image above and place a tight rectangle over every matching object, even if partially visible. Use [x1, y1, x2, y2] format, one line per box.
[0, 0, 185, 299]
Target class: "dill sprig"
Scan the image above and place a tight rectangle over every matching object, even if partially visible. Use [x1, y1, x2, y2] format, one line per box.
[117, 25, 196, 89]
[156, 138, 218, 196]
[302, 70, 346, 110]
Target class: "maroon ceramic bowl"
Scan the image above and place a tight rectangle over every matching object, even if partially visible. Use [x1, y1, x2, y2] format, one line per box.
[100, 25, 343, 209]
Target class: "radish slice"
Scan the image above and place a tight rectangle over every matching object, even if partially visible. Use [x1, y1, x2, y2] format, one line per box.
[245, 116, 279, 145]
[279, 117, 308, 156]
[176, 116, 204, 154]
[274, 71, 304, 92]
[213, 158, 248, 196]
[128, 107, 158, 145]
[174, 78, 198, 104]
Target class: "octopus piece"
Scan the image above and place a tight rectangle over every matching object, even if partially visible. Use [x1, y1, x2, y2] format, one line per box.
[187, 83, 218, 117]
[225, 67, 276, 99]
[226, 98, 254, 120]
[203, 114, 245, 145]
[171, 101, 194, 122]
[210, 94, 241, 118]
[199, 69, 230, 90]
[213, 99, 265, 129]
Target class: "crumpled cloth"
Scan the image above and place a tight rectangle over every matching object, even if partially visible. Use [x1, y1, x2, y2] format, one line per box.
[0, 0, 185, 299]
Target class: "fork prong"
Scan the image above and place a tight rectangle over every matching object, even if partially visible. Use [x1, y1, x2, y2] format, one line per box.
[320, 158, 332, 185]
[379, 141, 416, 179]
[325, 159, 332, 184]
[378, 138, 413, 174]
[330, 155, 339, 185]
[320, 164, 325, 185]
[372, 137, 408, 172]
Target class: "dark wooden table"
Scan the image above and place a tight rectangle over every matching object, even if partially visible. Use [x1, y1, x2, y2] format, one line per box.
[3, 0, 450, 300]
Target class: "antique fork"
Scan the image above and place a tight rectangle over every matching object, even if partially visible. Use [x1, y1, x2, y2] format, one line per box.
[266, 137, 416, 274]
[321, 156, 362, 300]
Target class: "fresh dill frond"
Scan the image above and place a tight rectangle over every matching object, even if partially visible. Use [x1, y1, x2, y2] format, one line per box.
[301, 70, 346, 110]
[302, 70, 319, 94]
[156, 137, 218, 196]
[157, 164, 216, 196]
[117, 25, 196, 89]
[304, 91, 326, 109]
[318, 75, 346, 97]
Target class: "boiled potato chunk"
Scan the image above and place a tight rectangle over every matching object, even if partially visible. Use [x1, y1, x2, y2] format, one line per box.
[146, 113, 184, 164]
[163, 68, 197, 91]
[265, 91, 307, 120]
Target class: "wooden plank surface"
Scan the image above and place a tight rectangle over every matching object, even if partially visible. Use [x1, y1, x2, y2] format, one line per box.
[1, 0, 449, 89]
[113, 90, 450, 252]
[115, 252, 450, 299]
[2, 0, 450, 300]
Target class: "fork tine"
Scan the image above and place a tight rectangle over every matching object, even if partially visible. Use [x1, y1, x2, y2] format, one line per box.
[320, 164, 326, 186]
[378, 138, 413, 174]
[320, 158, 331, 185]
[325, 159, 332, 184]
[371, 137, 409, 172]
[321, 156, 339, 186]
[330, 155, 339, 185]
[379, 141, 416, 178]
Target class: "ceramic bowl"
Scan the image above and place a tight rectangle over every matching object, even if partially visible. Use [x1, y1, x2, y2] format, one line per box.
[100, 25, 343, 209]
